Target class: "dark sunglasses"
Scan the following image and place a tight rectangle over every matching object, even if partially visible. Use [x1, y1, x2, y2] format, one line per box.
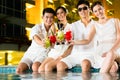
[78, 6, 88, 12]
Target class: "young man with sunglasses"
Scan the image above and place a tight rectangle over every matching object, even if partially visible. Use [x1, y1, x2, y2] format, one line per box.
[57, 0, 95, 73]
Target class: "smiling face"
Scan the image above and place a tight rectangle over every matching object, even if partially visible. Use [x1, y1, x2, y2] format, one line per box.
[42, 12, 54, 27]
[77, 4, 90, 18]
[56, 8, 67, 21]
[92, 4, 105, 19]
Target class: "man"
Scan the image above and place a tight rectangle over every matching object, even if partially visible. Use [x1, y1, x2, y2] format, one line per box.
[16, 8, 56, 73]
[57, 0, 95, 73]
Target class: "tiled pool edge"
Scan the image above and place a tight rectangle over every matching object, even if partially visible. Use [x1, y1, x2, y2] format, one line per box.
[0, 66, 17, 74]
[0, 66, 100, 73]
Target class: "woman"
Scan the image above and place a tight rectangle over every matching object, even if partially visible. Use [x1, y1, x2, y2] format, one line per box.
[91, 1, 120, 73]
[38, 6, 72, 72]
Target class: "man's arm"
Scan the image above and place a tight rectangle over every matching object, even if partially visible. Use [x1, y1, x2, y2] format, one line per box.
[70, 26, 96, 45]
[33, 35, 45, 47]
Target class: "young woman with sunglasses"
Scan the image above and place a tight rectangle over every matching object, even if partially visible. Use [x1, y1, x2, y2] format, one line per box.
[57, 0, 96, 73]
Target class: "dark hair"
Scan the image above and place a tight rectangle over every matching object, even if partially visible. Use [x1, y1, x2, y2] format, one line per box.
[55, 6, 67, 14]
[76, 0, 90, 8]
[91, 1, 103, 11]
[43, 8, 56, 16]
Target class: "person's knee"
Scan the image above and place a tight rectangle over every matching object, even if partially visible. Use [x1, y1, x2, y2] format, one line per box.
[16, 67, 23, 73]
[57, 61, 67, 72]
[32, 62, 41, 72]
[110, 62, 118, 73]
[38, 66, 45, 72]
[107, 51, 116, 60]
[16, 63, 28, 73]
[45, 63, 53, 72]
[81, 60, 91, 72]
[82, 60, 91, 67]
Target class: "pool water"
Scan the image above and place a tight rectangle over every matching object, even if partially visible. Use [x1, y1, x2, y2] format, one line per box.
[0, 66, 120, 80]
[0, 72, 120, 80]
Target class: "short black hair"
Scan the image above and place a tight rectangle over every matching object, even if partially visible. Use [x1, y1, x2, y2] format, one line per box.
[91, 1, 103, 11]
[43, 8, 56, 16]
[55, 6, 67, 14]
[76, 0, 90, 8]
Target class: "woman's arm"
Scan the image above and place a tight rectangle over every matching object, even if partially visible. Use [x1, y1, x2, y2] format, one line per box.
[60, 45, 73, 58]
[110, 18, 120, 51]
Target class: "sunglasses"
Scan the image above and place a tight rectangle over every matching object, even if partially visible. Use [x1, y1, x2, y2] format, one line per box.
[78, 6, 88, 12]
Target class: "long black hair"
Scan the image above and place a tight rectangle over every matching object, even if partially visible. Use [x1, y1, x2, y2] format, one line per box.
[55, 6, 67, 14]
[91, 1, 103, 11]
